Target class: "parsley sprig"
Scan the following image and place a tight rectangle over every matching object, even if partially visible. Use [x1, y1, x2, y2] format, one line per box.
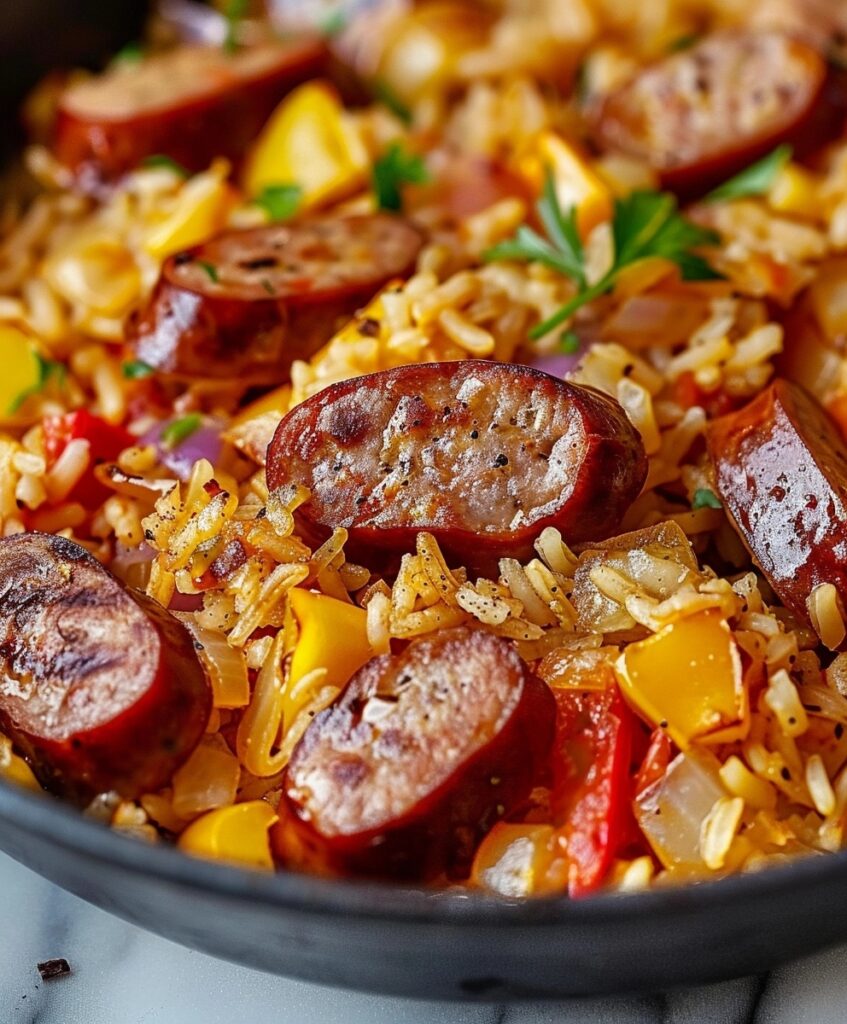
[485, 171, 721, 339]
[252, 183, 302, 222]
[372, 142, 429, 212]
[223, 0, 249, 55]
[705, 144, 792, 203]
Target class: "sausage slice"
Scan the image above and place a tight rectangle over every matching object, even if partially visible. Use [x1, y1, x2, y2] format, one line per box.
[588, 31, 844, 198]
[277, 627, 555, 880]
[266, 360, 647, 574]
[707, 379, 847, 631]
[128, 214, 423, 384]
[0, 533, 211, 801]
[54, 39, 328, 189]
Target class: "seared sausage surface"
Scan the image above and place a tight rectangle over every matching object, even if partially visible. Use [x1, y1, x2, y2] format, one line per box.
[589, 31, 843, 198]
[277, 626, 555, 880]
[266, 360, 647, 573]
[707, 379, 847, 631]
[0, 533, 211, 801]
[54, 40, 328, 189]
[128, 214, 423, 384]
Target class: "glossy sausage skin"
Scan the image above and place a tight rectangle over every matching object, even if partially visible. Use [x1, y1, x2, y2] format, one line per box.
[707, 379, 847, 629]
[266, 360, 647, 575]
[0, 533, 211, 801]
[276, 627, 555, 880]
[128, 215, 423, 384]
[589, 31, 845, 199]
[53, 40, 328, 191]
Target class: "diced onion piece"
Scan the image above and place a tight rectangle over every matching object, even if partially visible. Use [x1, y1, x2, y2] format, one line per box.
[178, 800, 278, 870]
[172, 741, 240, 818]
[180, 619, 250, 709]
[635, 748, 727, 871]
[616, 610, 747, 748]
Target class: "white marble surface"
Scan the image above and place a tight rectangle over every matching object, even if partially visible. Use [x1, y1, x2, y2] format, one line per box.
[1, 852, 846, 1024]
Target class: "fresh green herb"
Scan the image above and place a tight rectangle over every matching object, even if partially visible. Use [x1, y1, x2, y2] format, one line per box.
[485, 170, 721, 339]
[252, 183, 302, 222]
[705, 145, 792, 203]
[8, 353, 66, 414]
[141, 154, 190, 177]
[692, 488, 722, 510]
[372, 142, 430, 212]
[198, 261, 219, 283]
[371, 79, 413, 126]
[112, 41, 144, 66]
[320, 9, 348, 37]
[667, 33, 700, 53]
[161, 413, 202, 450]
[122, 359, 155, 380]
[560, 330, 581, 354]
[260, 279, 276, 295]
[223, 0, 250, 54]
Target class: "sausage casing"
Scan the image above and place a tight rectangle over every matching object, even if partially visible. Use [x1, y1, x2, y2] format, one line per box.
[128, 215, 424, 384]
[0, 533, 211, 801]
[266, 360, 647, 573]
[589, 31, 843, 198]
[277, 626, 555, 880]
[707, 379, 847, 635]
[54, 40, 328, 190]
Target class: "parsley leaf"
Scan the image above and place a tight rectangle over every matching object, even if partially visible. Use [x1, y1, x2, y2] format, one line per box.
[372, 142, 430, 212]
[223, 0, 249, 55]
[198, 261, 219, 283]
[161, 413, 202, 450]
[667, 33, 699, 53]
[252, 183, 302, 222]
[560, 330, 581, 354]
[692, 487, 722, 510]
[141, 154, 190, 178]
[122, 359, 155, 380]
[705, 145, 793, 203]
[485, 170, 721, 339]
[112, 41, 144, 66]
[371, 80, 413, 125]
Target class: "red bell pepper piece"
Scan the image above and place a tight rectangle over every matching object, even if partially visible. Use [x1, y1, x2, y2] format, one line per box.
[551, 685, 636, 897]
[634, 727, 673, 798]
[43, 410, 134, 508]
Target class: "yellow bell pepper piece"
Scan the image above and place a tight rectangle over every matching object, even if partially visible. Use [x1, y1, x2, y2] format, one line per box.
[1, 749, 41, 792]
[0, 324, 44, 423]
[768, 162, 821, 220]
[521, 132, 613, 240]
[231, 385, 291, 427]
[178, 800, 278, 870]
[616, 610, 748, 749]
[243, 82, 368, 211]
[144, 160, 235, 259]
[285, 588, 374, 723]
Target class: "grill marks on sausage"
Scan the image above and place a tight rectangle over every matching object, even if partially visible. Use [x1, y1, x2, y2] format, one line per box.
[589, 31, 838, 196]
[267, 361, 647, 573]
[128, 215, 423, 384]
[0, 533, 211, 800]
[280, 627, 555, 880]
[708, 379, 847, 633]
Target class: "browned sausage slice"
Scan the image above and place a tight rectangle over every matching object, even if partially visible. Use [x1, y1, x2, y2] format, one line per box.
[277, 626, 555, 880]
[53, 39, 328, 190]
[588, 31, 843, 198]
[0, 532, 211, 801]
[128, 214, 423, 384]
[266, 360, 647, 574]
[707, 379, 847, 633]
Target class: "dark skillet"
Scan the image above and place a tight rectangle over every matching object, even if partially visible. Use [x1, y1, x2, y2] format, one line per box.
[4, 0, 847, 1001]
